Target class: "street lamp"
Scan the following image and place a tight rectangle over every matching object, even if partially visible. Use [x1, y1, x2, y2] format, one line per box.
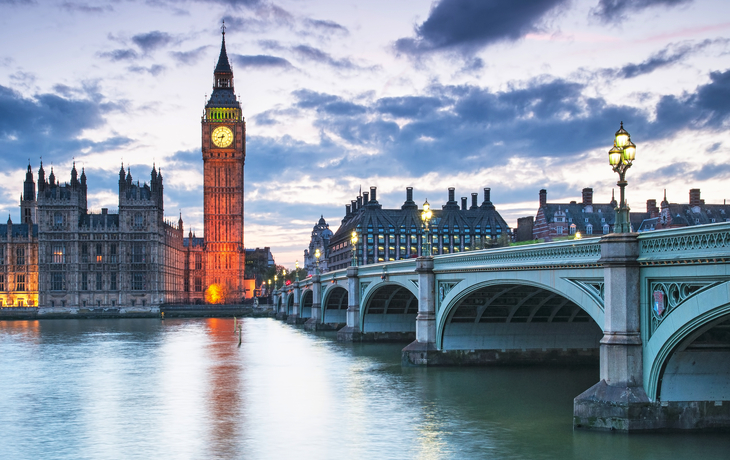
[350, 230, 358, 267]
[314, 248, 321, 275]
[608, 122, 637, 233]
[421, 199, 433, 257]
[295, 260, 299, 281]
[274, 274, 278, 289]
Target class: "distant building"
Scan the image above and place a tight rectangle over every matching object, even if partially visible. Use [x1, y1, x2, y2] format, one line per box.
[304, 216, 332, 275]
[245, 247, 275, 295]
[327, 186, 511, 270]
[533, 188, 618, 241]
[638, 189, 730, 232]
[515, 216, 534, 242]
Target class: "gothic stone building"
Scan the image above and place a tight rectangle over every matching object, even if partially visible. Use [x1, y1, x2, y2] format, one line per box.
[327, 186, 511, 271]
[0, 30, 251, 309]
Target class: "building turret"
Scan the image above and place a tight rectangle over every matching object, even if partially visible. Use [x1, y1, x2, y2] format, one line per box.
[49, 167, 56, 186]
[21, 162, 36, 225]
[71, 162, 79, 187]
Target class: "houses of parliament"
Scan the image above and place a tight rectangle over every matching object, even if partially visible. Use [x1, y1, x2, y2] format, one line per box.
[0, 31, 251, 309]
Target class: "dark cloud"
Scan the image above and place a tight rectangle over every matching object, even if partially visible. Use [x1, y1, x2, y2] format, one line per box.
[170, 46, 209, 65]
[692, 162, 730, 181]
[231, 54, 293, 69]
[303, 18, 348, 35]
[60, 2, 113, 13]
[293, 89, 367, 116]
[292, 45, 352, 69]
[128, 65, 165, 75]
[610, 39, 729, 79]
[706, 142, 721, 153]
[99, 48, 139, 61]
[0, 84, 126, 169]
[131, 31, 174, 53]
[222, 5, 294, 33]
[276, 68, 730, 180]
[592, 0, 691, 23]
[395, 0, 567, 55]
[375, 96, 447, 119]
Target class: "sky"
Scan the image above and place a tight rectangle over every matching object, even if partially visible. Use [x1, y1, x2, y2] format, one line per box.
[1, 0, 729, 268]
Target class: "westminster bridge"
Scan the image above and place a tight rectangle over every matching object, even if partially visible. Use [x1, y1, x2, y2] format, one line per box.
[272, 223, 730, 431]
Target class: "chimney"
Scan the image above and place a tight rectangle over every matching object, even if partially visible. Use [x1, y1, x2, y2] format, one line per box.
[363, 192, 369, 204]
[351, 199, 357, 212]
[689, 189, 701, 207]
[461, 197, 467, 210]
[582, 188, 593, 206]
[346, 204, 351, 216]
[471, 193, 478, 209]
[539, 189, 547, 207]
[484, 188, 491, 203]
[102, 208, 108, 215]
[646, 199, 658, 217]
[448, 187, 455, 202]
[370, 186, 377, 203]
[406, 187, 413, 202]
[357, 195, 363, 208]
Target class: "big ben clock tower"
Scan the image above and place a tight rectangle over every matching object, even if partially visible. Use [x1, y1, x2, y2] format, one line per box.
[202, 25, 246, 301]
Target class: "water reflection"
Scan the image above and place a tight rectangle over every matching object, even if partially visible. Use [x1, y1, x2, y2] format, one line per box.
[1, 318, 730, 460]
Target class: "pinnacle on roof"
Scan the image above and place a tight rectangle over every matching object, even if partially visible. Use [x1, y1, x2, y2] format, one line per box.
[214, 21, 232, 74]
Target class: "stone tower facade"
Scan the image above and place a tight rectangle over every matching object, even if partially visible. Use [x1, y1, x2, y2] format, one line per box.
[201, 28, 246, 300]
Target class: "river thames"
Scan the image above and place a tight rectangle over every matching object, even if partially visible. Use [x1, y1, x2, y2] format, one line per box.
[1, 317, 728, 459]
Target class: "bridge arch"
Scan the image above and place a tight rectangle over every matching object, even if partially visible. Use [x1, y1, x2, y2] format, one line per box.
[322, 285, 348, 324]
[300, 289, 313, 319]
[276, 295, 283, 313]
[286, 292, 294, 316]
[646, 281, 730, 401]
[437, 279, 603, 353]
[361, 282, 418, 334]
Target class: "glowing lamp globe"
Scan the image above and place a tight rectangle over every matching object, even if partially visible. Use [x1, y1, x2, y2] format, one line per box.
[615, 123, 629, 148]
[623, 140, 636, 162]
[608, 145, 622, 166]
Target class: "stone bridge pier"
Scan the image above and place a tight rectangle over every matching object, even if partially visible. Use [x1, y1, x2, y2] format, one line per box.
[573, 233, 649, 430]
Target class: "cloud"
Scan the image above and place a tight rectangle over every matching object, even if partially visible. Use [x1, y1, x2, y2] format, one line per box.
[609, 38, 729, 79]
[170, 46, 209, 65]
[395, 0, 567, 55]
[131, 31, 174, 53]
[128, 65, 165, 75]
[275, 68, 730, 180]
[592, 0, 692, 23]
[230, 54, 293, 69]
[60, 2, 113, 13]
[0, 84, 126, 169]
[302, 18, 349, 35]
[99, 48, 139, 61]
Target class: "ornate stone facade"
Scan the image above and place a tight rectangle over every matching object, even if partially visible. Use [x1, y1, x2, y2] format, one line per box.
[0, 30, 252, 309]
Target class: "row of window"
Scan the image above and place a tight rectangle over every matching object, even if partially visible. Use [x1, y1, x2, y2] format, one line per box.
[0, 274, 25, 291]
[0, 248, 26, 265]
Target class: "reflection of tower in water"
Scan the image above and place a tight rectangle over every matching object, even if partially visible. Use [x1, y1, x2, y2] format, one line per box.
[204, 318, 245, 457]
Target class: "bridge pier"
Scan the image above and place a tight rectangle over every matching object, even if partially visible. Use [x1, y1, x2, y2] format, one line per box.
[303, 275, 322, 331]
[273, 292, 286, 320]
[286, 283, 302, 324]
[574, 233, 652, 431]
[402, 257, 438, 365]
[338, 267, 362, 341]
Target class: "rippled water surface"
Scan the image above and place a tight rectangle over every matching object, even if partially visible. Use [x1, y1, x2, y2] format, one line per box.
[1, 318, 729, 459]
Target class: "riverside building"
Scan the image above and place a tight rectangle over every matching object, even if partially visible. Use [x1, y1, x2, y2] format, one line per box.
[0, 29, 254, 309]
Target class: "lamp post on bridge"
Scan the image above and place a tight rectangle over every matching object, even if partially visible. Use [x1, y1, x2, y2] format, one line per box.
[608, 122, 637, 233]
[314, 248, 321, 275]
[350, 230, 358, 267]
[274, 274, 278, 289]
[295, 260, 299, 281]
[421, 199, 433, 257]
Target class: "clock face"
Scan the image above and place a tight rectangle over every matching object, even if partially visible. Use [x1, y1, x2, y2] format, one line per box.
[211, 126, 234, 148]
